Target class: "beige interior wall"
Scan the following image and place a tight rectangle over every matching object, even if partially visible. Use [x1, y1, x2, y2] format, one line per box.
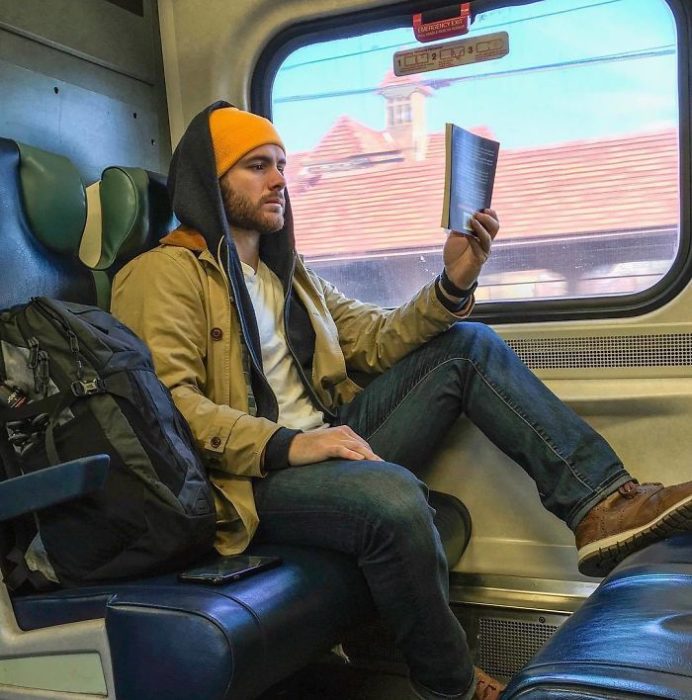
[157, 0, 396, 146]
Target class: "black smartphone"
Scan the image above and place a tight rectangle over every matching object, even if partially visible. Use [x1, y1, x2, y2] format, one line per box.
[178, 554, 282, 584]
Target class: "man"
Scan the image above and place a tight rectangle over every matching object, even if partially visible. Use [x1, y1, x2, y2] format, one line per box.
[112, 102, 692, 700]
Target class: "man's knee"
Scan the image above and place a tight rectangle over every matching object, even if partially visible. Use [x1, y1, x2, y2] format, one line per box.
[353, 463, 430, 522]
[353, 463, 438, 546]
[423, 322, 507, 366]
[444, 321, 501, 348]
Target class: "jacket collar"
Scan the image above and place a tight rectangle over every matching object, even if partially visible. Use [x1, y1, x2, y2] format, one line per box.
[160, 226, 208, 253]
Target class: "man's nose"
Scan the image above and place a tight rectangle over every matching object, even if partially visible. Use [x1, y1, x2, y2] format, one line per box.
[269, 168, 286, 189]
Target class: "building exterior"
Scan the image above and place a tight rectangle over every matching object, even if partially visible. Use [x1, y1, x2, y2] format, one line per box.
[284, 72, 678, 305]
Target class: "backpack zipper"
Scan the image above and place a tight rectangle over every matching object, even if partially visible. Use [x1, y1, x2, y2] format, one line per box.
[31, 299, 104, 396]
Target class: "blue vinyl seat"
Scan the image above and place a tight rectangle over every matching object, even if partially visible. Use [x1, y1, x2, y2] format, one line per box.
[502, 533, 692, 700]
[10, 543, 374, 700]
[0, 142, 473, 700]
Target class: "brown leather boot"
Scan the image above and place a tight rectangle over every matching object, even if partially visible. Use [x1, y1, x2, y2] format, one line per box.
[473, 667, 505, 699]
[576, 480, 692, 576]
[409, 668, 505, 699]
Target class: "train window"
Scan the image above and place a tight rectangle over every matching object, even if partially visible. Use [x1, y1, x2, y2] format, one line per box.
[268, 0, 683, 314]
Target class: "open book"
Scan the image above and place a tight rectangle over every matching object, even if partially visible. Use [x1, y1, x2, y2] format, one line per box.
[440, 123, 500, 235]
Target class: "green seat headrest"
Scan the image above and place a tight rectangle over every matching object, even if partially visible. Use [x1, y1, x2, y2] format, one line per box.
[87, 167, 175, 271]
[17, 143, 86, 256]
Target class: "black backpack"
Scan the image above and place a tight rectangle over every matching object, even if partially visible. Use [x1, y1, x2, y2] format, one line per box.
[0, 297, 217, 589]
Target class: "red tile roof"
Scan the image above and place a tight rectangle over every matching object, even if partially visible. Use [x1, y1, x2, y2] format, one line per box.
[301, 115, 395, 165]
[285, 119, 678, 260]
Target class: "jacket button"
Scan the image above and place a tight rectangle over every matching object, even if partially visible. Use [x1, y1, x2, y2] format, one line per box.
[210, 436, 222, 448]
[210, 327, 223, 341]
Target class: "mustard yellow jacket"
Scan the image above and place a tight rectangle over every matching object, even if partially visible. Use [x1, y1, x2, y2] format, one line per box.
[111, 229, 473, 554]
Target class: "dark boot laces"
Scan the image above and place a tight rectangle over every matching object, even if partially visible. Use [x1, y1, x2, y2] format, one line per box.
[618, 479, 663, 498]
[618, 480, 638, 498]
[617, 479, 662, 499]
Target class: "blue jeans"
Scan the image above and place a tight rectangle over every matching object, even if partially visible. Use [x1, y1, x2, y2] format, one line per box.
[253, 323, 631, 697]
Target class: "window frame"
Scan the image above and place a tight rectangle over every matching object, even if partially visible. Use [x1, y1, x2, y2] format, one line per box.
[252, 0, 692, 324]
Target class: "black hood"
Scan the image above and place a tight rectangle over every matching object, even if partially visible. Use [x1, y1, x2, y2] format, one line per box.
[167, 101, 299, 420]
[167, 101, 296, 286]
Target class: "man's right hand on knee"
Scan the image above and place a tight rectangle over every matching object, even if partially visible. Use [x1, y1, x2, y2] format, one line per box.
[287, 426, 383, 466]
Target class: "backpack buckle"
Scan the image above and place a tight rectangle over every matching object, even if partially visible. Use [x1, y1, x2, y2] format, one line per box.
[71, 378, 105, 397]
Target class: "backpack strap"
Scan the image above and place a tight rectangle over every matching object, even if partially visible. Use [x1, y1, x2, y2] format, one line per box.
[0, 393, 71, 468]
[0, 380, 107, 466]
[4, 545, 54, 592]
[0, 429, 53, 592]
[0, 386, 93, 589]
[0, 393, 64, 423]
[0, 421, 21, 481]
[43, 378, 107, 465]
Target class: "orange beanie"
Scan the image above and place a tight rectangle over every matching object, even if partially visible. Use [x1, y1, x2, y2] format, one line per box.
[209, 107, 285, 177]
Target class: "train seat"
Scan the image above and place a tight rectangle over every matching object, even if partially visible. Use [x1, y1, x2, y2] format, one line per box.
[0, 146, 473, 699]
[0, 138, 97, 310]
[78, 166, 176, 309]
[503, 532, 692, 700]
[9, 543, 373, 700]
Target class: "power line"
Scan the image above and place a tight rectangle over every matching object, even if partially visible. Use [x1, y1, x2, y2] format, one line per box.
[280, 0, 627, 71]
[275, 45, 676, 104]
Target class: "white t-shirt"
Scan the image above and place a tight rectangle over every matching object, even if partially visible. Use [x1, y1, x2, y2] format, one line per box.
[242, 260, 326, 431]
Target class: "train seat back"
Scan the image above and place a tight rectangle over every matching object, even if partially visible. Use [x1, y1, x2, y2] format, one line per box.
[78, 166, 175, 306]
[0, 138, 96, 310]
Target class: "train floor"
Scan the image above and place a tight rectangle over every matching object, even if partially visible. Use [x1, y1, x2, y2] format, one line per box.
[259, 621, 429, 699]
[259, 659, 417, 700]
[258, 618, 418, 699]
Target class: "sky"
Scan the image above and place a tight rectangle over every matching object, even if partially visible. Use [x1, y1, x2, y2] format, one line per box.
[271, 0, 679, 154]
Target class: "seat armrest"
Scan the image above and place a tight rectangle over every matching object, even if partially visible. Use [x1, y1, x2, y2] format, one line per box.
[0, 455, 109, 521]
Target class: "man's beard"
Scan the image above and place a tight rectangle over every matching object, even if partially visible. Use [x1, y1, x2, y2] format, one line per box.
[221, 184, 284, 235]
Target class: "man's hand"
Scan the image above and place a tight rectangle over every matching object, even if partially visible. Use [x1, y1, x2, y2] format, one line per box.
[443, 208, 500, 292]
[288, 426, 383, 466]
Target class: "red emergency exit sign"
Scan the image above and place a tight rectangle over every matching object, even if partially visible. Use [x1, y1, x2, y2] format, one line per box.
[413, 3, 471, 43]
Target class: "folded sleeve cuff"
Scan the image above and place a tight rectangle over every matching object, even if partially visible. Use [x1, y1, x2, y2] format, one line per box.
[263, 427, 303, 471]
[435, 276, 474, 313]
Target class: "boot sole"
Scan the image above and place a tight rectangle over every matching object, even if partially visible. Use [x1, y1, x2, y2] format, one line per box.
[577, 495, 692, 577]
